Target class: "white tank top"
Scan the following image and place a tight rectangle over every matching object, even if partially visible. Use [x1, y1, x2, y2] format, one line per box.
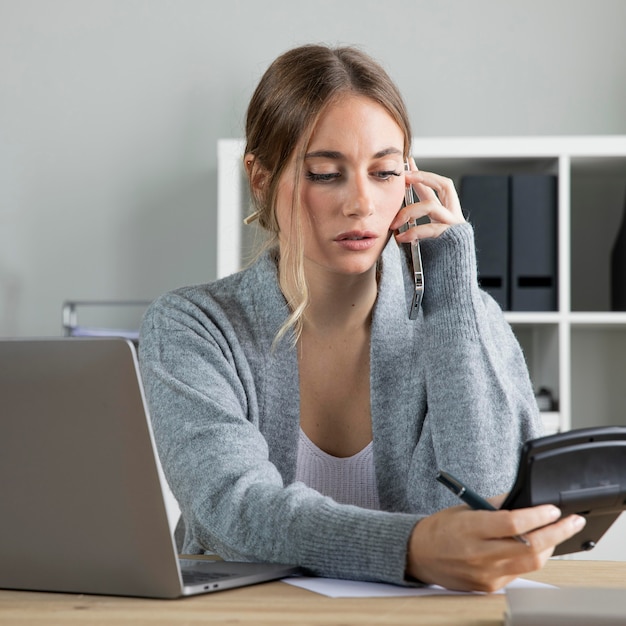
[295, 428, 380, 510]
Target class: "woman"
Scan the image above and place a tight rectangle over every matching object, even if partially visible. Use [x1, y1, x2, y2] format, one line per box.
[139, 44, 584, 592]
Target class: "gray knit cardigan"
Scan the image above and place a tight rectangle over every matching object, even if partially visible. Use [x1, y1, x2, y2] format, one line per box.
[138, 222, 542, 585]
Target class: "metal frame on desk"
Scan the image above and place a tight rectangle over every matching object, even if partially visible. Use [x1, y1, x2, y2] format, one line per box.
[62, 300, 151, 339]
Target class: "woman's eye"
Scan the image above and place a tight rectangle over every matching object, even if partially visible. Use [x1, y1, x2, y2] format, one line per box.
[305, 171, 341, 183]
[305, 170, 401, 183]
[374, 170, 402, 181]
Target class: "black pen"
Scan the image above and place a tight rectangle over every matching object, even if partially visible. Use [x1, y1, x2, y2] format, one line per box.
[436, 470, 530, 546]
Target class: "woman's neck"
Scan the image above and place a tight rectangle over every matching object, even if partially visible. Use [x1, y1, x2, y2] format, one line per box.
[285, 261, 379, 335]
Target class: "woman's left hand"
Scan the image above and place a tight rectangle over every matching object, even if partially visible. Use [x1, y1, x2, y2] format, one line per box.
[391, 158, 465, 242]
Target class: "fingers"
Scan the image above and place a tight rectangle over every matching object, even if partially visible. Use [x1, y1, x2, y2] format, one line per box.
[489, 504, 562, 539]
[523, 511, 587, 554]
[466, 508, 587, 585]
[406, 505, 587, 593]
[411, 170, 463, 218]
[478, 511, 587, 586]
[470, 505, 585, 556]
[391, 160, 465, 240]
[398, 222, 449, 240]
[489, 505, 586, 547]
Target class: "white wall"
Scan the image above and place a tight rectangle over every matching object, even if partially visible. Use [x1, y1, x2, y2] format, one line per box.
[2, 0, 626, 337]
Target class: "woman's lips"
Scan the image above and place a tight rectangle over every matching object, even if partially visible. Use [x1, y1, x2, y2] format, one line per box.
[334, 231, 378, 251]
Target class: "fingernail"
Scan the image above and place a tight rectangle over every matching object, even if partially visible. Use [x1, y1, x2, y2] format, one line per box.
[548, 506, 561, 520]
[572, 515, 587, 531]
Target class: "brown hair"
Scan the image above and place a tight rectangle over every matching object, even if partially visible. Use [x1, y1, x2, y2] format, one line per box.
[243, 44, 412, 344]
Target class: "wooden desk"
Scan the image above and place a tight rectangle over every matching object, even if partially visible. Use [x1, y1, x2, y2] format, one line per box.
[1, 560, 625, 626]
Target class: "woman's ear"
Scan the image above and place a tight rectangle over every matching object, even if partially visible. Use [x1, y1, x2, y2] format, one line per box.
[244, 153, 269, 200]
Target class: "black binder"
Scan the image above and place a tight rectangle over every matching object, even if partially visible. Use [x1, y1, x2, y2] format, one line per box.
[460, 175, 510, 310]
[510, 174, 558, 311]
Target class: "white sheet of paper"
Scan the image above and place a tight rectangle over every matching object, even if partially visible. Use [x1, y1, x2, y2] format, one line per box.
[282, 576, 555, 598]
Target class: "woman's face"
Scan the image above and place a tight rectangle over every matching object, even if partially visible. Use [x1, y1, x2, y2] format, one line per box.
[275, 94, 406, 279]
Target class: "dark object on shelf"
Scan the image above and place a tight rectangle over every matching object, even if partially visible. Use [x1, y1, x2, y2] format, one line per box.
[460, 174, 558, 312]
[460, 175, 510, 310]
[510, 175, 558, 312]
[610, 195, 626, 311]
[535, 387, 555, 412]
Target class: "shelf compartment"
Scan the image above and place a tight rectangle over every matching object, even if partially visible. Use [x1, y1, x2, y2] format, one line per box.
[570, 326, 626, 430]
[510, 322, 560, 413]
[570, 156, 626, 312]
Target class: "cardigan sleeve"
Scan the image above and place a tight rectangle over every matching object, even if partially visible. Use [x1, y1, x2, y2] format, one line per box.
[405, 223, 543, 511]
[138, 291, 422, 585]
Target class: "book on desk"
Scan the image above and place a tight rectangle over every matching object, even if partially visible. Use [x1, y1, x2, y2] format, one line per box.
[505, 587, 626, 625]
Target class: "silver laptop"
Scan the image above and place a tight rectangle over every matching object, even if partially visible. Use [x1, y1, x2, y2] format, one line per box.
[0, 337, 300, 598]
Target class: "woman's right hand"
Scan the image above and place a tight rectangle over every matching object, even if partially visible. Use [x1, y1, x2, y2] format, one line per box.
[391, 160, 465, 242]
[406, 504, 586, 592]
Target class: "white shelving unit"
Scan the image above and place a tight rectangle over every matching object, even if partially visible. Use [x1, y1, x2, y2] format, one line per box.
[217, 136, 626, 436]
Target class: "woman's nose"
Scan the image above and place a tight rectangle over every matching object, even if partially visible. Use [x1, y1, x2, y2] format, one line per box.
[343, 177, 374, 217]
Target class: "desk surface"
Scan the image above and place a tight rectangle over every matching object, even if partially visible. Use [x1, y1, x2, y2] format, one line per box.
[1, 560, 625, 626]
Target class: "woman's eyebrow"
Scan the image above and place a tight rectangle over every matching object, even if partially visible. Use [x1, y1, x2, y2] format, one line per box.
[304, 147, 403, 160]
[373, 147, 403, 158]
[304, 150, 343, 160]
